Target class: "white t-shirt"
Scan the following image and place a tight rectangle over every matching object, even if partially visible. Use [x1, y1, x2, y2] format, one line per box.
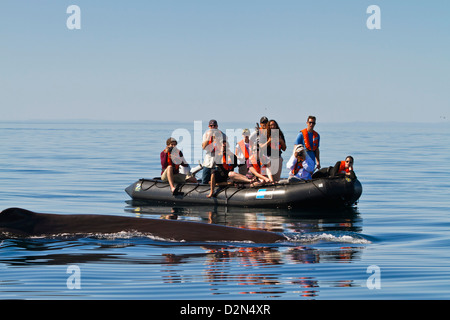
[202, 129, 226, 168]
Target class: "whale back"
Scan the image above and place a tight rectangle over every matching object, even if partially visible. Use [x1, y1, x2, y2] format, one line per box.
[0, 207, 285, 243]
[0, 207, 37, 236]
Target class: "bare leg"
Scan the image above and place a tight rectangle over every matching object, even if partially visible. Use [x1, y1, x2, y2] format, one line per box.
[186, 176, 198, 183]
[267, 157, 283, 182]
[206, 173, 216, 198]
[249, 167, 270, 184]
[266, 170, 274, 183]
[228, 172, 252, 183]
[166, 166, 176, 193]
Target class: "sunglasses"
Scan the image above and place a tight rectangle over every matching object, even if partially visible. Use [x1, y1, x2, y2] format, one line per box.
[308, 121, 316, 125]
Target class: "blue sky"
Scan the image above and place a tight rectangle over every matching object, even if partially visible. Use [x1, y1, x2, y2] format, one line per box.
[1, 1, 449, 123]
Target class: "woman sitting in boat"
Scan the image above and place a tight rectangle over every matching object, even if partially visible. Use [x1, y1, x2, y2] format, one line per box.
[286, 145, 314, 182]
[207, 139, 253, 198]
[246, 151, 273, 185]
[161, 137, 197, 194]
[330, 156, 356, 180]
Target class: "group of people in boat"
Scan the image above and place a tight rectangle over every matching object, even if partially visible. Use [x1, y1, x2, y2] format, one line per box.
[160, 116, 356, 196]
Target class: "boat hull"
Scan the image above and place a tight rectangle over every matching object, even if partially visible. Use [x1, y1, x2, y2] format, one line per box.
[125, 177, 362, 209]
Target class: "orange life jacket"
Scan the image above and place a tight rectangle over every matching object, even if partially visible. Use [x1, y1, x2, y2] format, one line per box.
[237, 140, 250, 160]
[205, 135, 217, 153]
[292, 161, 303, 175]
[222, 152, 234, 171]
[301, 129, 319, 151]
[338, 161, 349, 174]
[248, 154, 261, 174]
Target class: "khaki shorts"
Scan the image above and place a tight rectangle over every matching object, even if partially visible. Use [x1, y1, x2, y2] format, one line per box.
[161, 167, 187, 184]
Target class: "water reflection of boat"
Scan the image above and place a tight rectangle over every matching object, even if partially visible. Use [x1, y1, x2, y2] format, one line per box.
[125, 177, 363, 209]
[124, 200, 363, 235]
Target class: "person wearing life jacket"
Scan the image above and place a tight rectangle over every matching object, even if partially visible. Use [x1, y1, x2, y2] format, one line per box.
[286, 144, 315, 181]
[207, 139, 253, 198]
[161, 137, 197, 194]
[267, 119, 287, 182]
[246, 151, 273, 185]
[201, 119, 226, 185]
[294, 115, 320, 170]
[248, 119, 286, 183]
[330, 156, 356, 180]
[235, 128, 251, 176]
[248, 116, 269, 156]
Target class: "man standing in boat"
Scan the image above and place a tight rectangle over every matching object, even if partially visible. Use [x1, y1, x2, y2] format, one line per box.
[294, 115, 321, 170]
[201, 119, 226, 184]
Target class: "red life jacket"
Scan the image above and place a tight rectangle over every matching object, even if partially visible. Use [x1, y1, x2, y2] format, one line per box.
[338, 161, 350, 174]
[301, 129, 319, 151]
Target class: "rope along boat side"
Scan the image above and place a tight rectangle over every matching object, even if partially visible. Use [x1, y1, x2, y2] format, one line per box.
[125, 177, 362, 209]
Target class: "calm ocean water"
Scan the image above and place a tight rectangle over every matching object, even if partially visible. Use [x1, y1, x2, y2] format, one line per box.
[1, 120, 449, 301]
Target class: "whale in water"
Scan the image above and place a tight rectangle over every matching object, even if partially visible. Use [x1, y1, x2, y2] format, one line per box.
[0, 207, 286, 243]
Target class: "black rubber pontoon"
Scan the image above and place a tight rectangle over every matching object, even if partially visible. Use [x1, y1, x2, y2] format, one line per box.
[125, 177, 362, 209]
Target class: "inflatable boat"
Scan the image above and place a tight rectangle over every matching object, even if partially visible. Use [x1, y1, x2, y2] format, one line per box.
[125, 176, 362, 209]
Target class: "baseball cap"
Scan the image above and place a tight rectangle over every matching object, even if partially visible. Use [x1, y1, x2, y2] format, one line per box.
[295, 144, 305, 153]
